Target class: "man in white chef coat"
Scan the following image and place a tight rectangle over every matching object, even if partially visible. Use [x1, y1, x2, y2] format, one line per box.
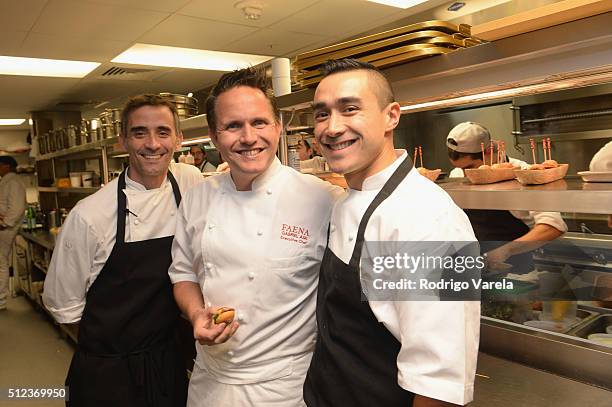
[303, 58, 480, 406]
[169, 67, 341, 406]
[43, 95, 203, 406]
[0, 156, 26, 311]
[446, 122, 567, 270]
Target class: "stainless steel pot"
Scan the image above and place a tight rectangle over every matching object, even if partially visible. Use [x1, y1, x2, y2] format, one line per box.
[99, 111, 112, 126]
[66, 125, 78, 148]
[106, 108, 121, 123]
[159, 92, 198, 106]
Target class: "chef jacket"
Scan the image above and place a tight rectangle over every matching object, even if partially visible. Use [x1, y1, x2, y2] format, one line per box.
[329, 150, 480, 405]
[43, 162, 203, 323]
[169, 158, 342, 385]
[198, 160, 217, 173]
[450, 157, 567, 233]
[0, 172, 26, 229]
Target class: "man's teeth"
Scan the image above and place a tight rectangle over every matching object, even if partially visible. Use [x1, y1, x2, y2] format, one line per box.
[240, 149, 262, 157]
[329, 141, 354, 151]
[142, 154, 162, 159]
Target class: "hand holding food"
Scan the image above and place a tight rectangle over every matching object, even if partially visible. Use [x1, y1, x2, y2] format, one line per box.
[191, 305, 239, 346]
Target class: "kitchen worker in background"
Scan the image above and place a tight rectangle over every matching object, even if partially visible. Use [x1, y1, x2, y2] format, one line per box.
[169, 67, 341, 406]
[304, 58, 480, 406]
[589, 139, 612, 228]
[297, 139, 314, 160]
[190, 144, 216, 172]
[43, 94, 203, 407]
[446, 122, 567, 270]
[0, 156, 26, 311]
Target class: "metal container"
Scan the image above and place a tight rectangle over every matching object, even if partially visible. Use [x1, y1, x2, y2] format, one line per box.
[102, 124, 114, 139]
[99, 110, 112, 126]
[159, 92, 198, 106]
[569, 314, 612, 338]
[66, 125, 78, 148]
[38, 134, 47, 155]
[113, 121, 122, 137]
[106, 108, 121, 123]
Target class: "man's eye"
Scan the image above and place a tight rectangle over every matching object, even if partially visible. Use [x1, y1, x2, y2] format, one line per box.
[344, 106, 359, 113]
[314, 112, 328, 121]
[253, 120, 268, 129]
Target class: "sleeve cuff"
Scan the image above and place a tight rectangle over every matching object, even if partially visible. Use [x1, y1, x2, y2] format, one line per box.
[169, 273, 199, 285]
[41, 298, 83, 324]
[398, 374, 474, 406]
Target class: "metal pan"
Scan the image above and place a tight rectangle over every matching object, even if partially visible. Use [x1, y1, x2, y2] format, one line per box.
[296, 20, 470, 62]
[159, 92, 198, 105]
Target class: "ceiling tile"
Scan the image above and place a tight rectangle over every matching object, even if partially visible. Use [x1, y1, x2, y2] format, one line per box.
[0, 31, 28, 55]
[269, 0, 399, 37]
[224, 28, 327, 57]
[137, 14, 258, 50]
[31, 0, 170, 42]
[177, 0, 320, 28]
[0, 75, 81, 112]
[84, 0, 192, 13]
[19, 33, 131, 61]
[0, 0, 48, 32]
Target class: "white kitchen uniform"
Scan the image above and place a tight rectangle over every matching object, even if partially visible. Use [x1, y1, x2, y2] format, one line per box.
[43, 162, 203, 323]
[0, 172, 26, 308]
[198, 160, 217, 173]
[449, 157, 567, 233]
[327, 150, 480, 405]
[169, 158, 342, 406]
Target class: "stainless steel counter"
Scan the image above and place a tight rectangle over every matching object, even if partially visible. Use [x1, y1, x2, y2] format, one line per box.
[19, 229, 56, 250]
[439, 177, 612, 214]
[473, 353, 611, 406]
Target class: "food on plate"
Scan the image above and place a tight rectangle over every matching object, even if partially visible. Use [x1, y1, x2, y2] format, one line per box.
[212, 307, 235, 324]
[542, 159, 559, 168]
[529, 164, 545, 170]
[478, 164, 491, 170]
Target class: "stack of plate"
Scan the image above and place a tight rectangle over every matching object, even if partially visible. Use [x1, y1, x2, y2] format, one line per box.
[293, 20, 484, 89]
[159, 93, 199, 119]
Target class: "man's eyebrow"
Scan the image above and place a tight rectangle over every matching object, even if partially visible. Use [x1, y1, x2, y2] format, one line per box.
[312, 97, 362, 111]
[312, 101, 326, 111]
[129, 126, 147, 133]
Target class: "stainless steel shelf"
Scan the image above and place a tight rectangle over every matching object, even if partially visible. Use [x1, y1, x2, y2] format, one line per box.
[38, 186, 100, 194]
[36, 137, 118, 161]
[180, 114, 208, 133]
[515, 130, 612, 142]
[439, 177, 612, 214]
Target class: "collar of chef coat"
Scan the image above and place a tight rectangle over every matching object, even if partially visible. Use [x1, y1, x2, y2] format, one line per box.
[123, 164, 175, 218]
[356, 149, 408, 192]
[225, 157, 283, 192]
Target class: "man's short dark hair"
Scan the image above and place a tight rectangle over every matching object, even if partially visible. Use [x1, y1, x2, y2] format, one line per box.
[205, 67, 279, 133]
[121, 94, 181, 138]
[190, 144, 206, 154]
[0, 156, 17, 170]
[447, 147, 482, 162]
[319, 58, 394, 108]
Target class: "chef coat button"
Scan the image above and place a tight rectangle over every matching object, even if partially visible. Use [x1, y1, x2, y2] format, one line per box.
[170, 210, 175, 216]
[266, 189, 272, 195]
[206, 302, 212, 308]
[330, 224, 336, 233]
[208, 224, 215, 230]
[65, 241, 72, 249]
[206, 262, 213, 269]
[257, 230, 263, 236]
[227, 350, 234, 357]
[248, 272, 256, 280]
[237, 312, 245, 322]
[348, 235, 354, 242]
[134, 219, 140, 225]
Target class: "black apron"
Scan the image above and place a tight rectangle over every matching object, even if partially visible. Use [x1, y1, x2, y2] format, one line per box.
[304, 156, 415, 407]
[464, 209, 533, 273]
[66, 171, 188, 407]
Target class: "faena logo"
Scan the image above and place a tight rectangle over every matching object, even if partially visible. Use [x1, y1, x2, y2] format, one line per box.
[280, 223, 310, 245]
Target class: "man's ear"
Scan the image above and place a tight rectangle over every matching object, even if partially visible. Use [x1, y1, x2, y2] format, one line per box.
[385, 102, 401, 133]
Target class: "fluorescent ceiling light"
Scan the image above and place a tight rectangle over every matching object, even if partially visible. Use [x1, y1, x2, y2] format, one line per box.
[367, 0, 429, 8]
[112, 44, 273, 71]
[0, 56, 99, 78]
[182, 137, 211, 146]
[0, 119, 25, 125]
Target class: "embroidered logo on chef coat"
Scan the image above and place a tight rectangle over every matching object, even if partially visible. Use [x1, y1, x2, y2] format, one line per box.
[280, 223, 310, 245]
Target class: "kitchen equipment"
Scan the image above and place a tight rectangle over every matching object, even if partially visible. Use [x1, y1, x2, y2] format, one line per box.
[542, 300, 578, 323]
[99, 110, 112, 126]
[159, 93, 199, 118]
[81, 171, 94, 187]
[69, 172, 82, 187]
[464, 167, 517, 184]
[66, 125, 78, 148]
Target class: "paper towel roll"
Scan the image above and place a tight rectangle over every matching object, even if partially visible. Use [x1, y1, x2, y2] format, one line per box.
[271, 58, 291, 97]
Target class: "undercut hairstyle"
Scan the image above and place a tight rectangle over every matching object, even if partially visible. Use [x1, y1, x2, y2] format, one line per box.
[121, 94, 181, 138]
[319, 58, 395, 109]
[0, 156, 18, 170]
[205, 66, 280, 133]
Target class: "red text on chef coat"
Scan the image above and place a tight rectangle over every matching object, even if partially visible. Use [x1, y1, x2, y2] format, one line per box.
[280, 224, 310, 245]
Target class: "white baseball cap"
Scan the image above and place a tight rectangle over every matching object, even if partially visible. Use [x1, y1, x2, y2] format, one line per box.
[446, 122, 491, 153]
[589, 140, 612, 172]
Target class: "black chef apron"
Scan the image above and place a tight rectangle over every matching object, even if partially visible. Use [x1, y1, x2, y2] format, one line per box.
[464, 209, 533, 273]
[304, 156, 415, 407]
[65, 171, 188, 407]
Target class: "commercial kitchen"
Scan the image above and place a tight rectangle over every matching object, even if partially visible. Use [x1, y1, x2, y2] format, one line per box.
[1, 1, 612, 406]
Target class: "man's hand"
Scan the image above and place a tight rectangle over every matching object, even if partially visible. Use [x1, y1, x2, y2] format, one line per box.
[191, 306, 239, 346]
[484, 244, 511, 266]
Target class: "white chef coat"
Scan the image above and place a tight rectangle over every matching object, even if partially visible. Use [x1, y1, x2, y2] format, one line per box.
[449, 157, 568, 233]
[169, 157, 342, 406]
[0, 172, 26, 229]
[198, 161, 217, 173]
[329, 150, 480, 405]
[43, 162, 203, 323]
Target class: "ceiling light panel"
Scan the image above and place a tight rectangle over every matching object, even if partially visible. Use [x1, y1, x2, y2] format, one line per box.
[112, 44, 273, 71]
[0, 119, 26, 125]
[366, 0, 430, 8]
[0, 56, 100, 78]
